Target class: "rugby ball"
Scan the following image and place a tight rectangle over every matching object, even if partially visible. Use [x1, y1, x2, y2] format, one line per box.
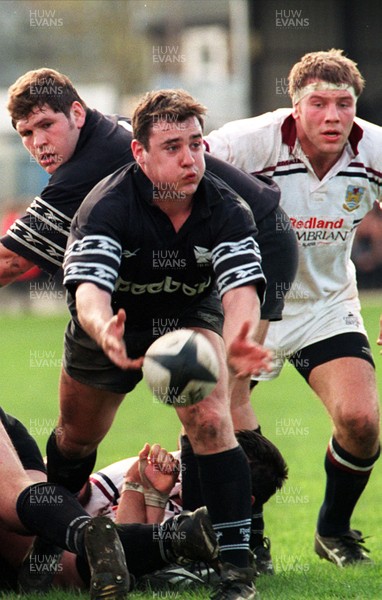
[143, 329, 220, 406]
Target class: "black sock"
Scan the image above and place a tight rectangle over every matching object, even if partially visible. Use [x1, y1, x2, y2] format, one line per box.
[249, 426, 264, 549]
[115, 523, 167, 578]
[251, 503, 265, 550]
[317, 437, 380, 536]
[46, 430, 97, 494]
[16, 483, 90, 555]
[180, 434, 204, 510]
[76, 555, 91, 586]
[197, 446, 252, 568]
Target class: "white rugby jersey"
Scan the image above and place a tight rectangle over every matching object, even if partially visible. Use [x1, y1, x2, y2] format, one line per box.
[206, 109, 382, 350]
[84, 452, 182, 522]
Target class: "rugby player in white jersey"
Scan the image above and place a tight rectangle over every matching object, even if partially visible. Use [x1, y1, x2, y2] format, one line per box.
[206, 49, 381, 567]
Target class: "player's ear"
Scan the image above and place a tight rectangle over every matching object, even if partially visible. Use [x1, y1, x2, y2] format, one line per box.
[70, 101, 86, 128]
[131, 138, 145, 163]
[292, 102, 300, 120]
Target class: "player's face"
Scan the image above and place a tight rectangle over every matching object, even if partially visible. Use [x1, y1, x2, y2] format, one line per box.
[15, 102, 86, 174]
[293, 84, 356, 169]
[132, 116, 205, 202]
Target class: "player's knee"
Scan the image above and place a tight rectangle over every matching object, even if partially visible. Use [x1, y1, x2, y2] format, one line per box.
[184, 404, 231, 448]
[198, 408, 226, 437]
[337, 407, 380, 448]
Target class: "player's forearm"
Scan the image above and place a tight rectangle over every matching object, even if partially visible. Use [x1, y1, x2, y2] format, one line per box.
[115, 488, 147, 524]
[75, 282, 114, 346]
[145, 505, 166, 524]
[222, 286, 260, 349]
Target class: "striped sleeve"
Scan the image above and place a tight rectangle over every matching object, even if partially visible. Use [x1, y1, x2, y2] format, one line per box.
[63, 234, 122, 294]
[212, 236, 266, 298]
[2, 196, 72, 271]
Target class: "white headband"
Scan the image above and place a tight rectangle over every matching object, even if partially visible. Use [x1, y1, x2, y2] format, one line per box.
[292, 82, 358, 104]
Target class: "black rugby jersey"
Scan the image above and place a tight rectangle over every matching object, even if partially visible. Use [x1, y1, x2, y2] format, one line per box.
[64, 164, 266, 329]
[2, 109, 134, 273]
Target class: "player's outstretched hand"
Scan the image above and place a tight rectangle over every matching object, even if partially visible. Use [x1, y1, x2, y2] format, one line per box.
[138, 443, 179, 495]
[228, 321, 273, 378]
[101, 309, 144, 369]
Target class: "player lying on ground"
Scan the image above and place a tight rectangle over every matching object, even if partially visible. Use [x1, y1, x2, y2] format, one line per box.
[0, 409, 219, 598]
[0, 408, 287, 593]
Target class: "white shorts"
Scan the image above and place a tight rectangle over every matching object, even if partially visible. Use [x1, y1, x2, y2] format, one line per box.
[256, 297, 367, 381]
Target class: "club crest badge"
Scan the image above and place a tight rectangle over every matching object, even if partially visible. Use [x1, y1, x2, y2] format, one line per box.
[343, 185, 365, 212]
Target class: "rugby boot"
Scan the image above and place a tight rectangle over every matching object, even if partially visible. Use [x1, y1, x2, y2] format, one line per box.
[84, 516, 130, 599]
[314, 529, 372, 567]
[252, 536, 274, 575]
[210, 562, 258, 600]
[18, 537, 63, 594]
[159, 506, 219, 566]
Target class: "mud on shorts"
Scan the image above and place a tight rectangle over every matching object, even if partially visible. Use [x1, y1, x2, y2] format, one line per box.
[63, 292, 224, 394]
[257, 206, 298, 321]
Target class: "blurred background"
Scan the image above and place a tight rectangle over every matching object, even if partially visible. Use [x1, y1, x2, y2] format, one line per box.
[1, 0, 382, 308]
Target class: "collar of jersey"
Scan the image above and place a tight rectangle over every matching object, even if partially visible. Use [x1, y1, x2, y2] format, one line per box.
[75, 108, 100, 153]
[281, 112, 364, 155]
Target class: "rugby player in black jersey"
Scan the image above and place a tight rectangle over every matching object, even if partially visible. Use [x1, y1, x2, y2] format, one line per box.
[58, 88, 276, 600]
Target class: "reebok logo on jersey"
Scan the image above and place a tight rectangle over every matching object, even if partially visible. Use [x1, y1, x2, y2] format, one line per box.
[115, 275, 212, 296]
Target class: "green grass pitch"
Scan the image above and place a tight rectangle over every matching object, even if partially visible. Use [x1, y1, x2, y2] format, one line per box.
[0, 296, 381, 599]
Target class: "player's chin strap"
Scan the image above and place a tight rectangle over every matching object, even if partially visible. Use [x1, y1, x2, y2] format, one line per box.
[138, 456, 170, 508]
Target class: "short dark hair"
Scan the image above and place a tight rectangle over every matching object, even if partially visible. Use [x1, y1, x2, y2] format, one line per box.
[132, 88, 207, 150]
[236, 430, 288, 504]
[8, 68, 87, 128]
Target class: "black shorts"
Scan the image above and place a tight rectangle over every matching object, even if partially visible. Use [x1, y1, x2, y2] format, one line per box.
[63, 293, 224, 394]
[0, 407, 46, 473]
[257, 206, 298, 321]
[0, 555, 17, 592]
[289, 332, 375, 382]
